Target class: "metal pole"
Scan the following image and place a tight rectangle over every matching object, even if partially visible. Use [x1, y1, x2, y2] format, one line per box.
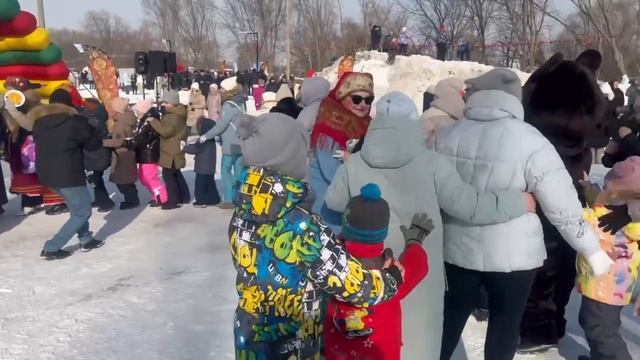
[36, 0, 45, 28]
[256, 33, 259, 73]
[286, 0, 291, 79]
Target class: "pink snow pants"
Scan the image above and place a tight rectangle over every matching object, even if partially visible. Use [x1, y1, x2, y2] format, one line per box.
[138, 164, 168, 204]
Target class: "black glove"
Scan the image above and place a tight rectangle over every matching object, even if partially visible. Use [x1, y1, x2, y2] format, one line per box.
[381, 248, 403, 287]
[383, 265, 403, 287]
[400, 213, 435, 245]
[598, 205, 632, 235]
[146, 107, 160, 120]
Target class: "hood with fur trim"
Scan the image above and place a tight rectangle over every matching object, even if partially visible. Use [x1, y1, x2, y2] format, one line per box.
[28, 103, 78, 125]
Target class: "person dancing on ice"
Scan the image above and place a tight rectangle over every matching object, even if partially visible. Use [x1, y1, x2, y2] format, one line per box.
[324, 183, 432, 360]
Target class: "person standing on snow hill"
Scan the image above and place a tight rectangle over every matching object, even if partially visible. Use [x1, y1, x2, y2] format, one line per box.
[370, 24, 383, 51]
[186, 83, 206, 135]
[324, 183, 432, 360]
[148, 90, 191, 211]
[577, 157, 640, 360]
[310, 72, 374, 232]
[296, 76, 331, 135]
[421, 77, 465, 147]
[198, 81, 246, 209]
[229, 112, 405, 359]
[436, 23, 449, 61]
[324, 91, 539, 360]
[399, 27, 411, 56]
[434, 69, 612, 360]
[30, 88, 104, 260]
[130, 99, 168, 208]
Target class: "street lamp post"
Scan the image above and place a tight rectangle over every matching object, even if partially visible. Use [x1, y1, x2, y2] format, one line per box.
[239, 31, 259, 72]
[161, 39, 173, 53]
[36, 0, 45, 27]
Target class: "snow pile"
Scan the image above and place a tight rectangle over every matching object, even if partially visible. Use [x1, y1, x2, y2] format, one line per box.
[318, 51, 531, 111]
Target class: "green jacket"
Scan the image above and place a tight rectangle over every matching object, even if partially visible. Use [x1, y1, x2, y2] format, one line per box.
[150, 105, 187, 169]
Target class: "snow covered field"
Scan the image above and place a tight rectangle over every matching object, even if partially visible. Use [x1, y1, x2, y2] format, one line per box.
[1, 161, 638, 360]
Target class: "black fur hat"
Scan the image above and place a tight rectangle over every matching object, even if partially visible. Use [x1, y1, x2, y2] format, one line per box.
[523, 51, 608, 149]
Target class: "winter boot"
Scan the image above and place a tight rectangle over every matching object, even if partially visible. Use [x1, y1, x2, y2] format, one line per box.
[81, 238, 105, 252]
[161, 203, 182, 211]
[40, 249, 72, 260]
[45, 203, 68, 216]
[119, 201, 140, 210]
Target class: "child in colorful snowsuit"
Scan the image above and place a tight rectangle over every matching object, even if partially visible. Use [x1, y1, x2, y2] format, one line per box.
[324, 183, 431, 360]
[578, 156, 640, 360]
[229, 113, 405, 360]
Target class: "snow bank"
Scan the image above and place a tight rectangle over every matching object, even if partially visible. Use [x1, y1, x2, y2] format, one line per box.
[318, 51, 531, 111]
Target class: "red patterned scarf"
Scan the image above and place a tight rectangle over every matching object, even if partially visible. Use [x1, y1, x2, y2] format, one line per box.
[311, 97, 371, 150]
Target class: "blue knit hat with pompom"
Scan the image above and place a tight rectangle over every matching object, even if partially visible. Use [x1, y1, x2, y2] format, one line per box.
[341, 183, 390, 244]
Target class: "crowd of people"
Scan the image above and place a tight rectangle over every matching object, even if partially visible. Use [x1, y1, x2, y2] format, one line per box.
[372, 22, 472, 62]
[2, 47, 640, 360]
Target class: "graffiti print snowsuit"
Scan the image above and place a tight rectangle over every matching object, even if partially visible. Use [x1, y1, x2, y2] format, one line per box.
[229, 167, 401, 360]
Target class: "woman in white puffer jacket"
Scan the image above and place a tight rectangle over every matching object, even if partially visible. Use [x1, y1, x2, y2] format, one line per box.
[434, 69, 613, 360]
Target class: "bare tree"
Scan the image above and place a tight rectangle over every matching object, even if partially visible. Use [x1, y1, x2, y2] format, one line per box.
[218, 0, 286, 68]
[291, 0, 336, 71]
[546, 0, 627, 75]
[399, 0, 469, 58]
[495, 0, 550, 71]
[462, 0, 497, 64]
[142, 0, 218, 68]
[83, 11, 132, 53]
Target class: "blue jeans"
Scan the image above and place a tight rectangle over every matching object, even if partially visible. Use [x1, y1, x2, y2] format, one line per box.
[43, 186, 93, 252]
[221, 154, 243, 203]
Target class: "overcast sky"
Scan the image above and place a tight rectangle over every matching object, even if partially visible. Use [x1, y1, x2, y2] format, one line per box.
[21, 0, 573, 31]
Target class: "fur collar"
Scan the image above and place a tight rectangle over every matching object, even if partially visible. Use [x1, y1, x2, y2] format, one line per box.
[28, 103, 78, 123]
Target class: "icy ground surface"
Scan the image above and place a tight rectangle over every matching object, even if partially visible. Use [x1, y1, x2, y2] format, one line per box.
[1, 162, 638, 360]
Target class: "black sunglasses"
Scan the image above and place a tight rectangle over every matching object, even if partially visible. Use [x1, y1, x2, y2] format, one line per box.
[351, 95, 375, 105]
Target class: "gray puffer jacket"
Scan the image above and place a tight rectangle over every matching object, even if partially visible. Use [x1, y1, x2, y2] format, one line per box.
[200, 94, 245, 155]
[435, 89, 601, 272]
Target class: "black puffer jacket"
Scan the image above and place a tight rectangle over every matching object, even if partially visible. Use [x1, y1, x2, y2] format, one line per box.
[130, 107, 160, 164]
[82, 103, 111, 171]
[30, 103, 101, 188]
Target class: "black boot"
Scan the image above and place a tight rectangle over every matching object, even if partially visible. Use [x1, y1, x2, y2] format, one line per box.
[45, 203, 68, 216]
[40, 249, 72, 260]
[161, 203, 182, 210]
[119, 201, 140, 210]
[81, 238, 105, 252]
[98, 203, 115, 213]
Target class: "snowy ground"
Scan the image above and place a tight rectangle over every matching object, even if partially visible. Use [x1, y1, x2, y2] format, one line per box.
[1, 161, 638, 360]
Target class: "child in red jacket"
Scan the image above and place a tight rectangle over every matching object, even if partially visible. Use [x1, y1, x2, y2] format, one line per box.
[324, 183, 433, 360]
